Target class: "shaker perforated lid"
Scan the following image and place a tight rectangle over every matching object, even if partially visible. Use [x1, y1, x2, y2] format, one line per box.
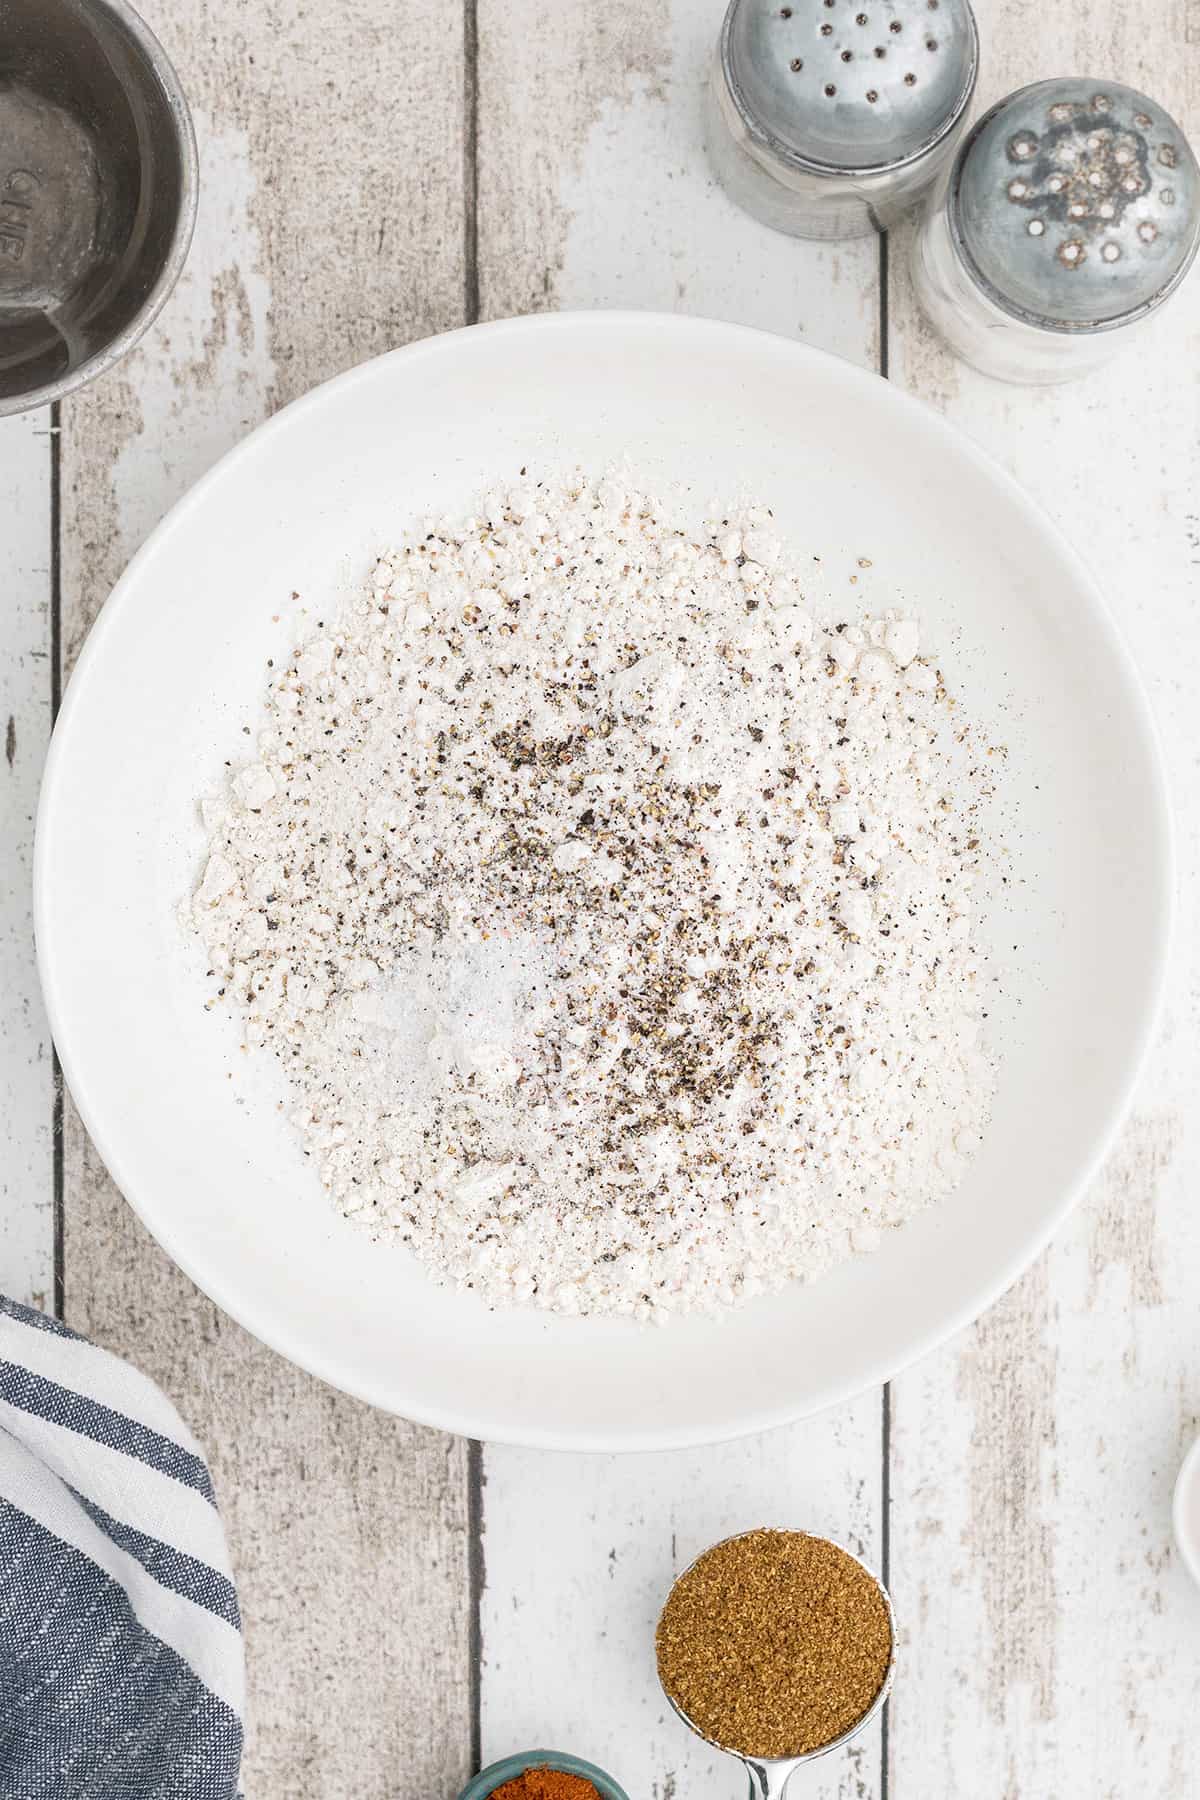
[951, 79, 1200, 331]
[721, 0, 978, 175]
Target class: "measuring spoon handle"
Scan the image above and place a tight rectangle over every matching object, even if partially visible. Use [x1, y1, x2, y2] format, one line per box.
[743, 1756, 800, 1798]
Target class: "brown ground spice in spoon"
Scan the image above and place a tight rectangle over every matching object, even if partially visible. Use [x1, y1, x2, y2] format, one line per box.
[490, 1770, 599, 1800]
[656, 1528, 893, 1759]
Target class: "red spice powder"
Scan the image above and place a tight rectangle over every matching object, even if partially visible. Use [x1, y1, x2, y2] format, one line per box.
[490, 1769, 599, 1800]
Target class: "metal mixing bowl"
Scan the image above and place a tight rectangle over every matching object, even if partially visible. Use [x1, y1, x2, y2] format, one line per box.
[0, 0, 197, 415]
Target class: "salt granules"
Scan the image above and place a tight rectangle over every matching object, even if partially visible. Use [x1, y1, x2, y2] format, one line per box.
[188, 472, 995, 1321]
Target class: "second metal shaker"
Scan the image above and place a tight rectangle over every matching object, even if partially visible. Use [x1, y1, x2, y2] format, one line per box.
[912, 79, 1200, 382]
[707, 0, 979, 241]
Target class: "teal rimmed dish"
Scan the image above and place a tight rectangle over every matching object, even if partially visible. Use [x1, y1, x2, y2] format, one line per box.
[458, 1749, 631, 1800]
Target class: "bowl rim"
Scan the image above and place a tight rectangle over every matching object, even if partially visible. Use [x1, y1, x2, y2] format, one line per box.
[1172, 1434, 1200, 1592]
[457, 1749, 632, 1800]
[0, 0, 199, 419]
[34, 309, 1175, 1451]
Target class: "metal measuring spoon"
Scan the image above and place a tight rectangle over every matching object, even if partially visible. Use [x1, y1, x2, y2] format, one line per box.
[659, 1531, 896, 1798]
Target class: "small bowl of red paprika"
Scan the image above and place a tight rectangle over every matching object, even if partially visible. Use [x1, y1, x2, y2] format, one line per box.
[458, 1749, 631, 1800]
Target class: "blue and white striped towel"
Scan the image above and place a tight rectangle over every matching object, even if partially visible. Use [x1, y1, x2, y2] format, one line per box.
[0, 1296, 244, 1799]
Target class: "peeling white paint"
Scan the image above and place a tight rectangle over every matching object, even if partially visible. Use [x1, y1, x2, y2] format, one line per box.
[0, 409, 53, 1310]
[556, 0, 878, 361]
[108, 114, 276, 560]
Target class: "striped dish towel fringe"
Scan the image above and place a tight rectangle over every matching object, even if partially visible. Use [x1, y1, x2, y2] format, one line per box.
[0, 1296, 244, 1800]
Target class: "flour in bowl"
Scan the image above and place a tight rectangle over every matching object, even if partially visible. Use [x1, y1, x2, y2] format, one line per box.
[188, 473, 995, 1320]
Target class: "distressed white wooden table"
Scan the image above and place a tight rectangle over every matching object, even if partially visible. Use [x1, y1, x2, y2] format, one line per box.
[3, 2, 1199, 1794]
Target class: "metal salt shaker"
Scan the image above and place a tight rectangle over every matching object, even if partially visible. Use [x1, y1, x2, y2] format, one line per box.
[706, 0, 979, 240]
[912, 79, 1200, 382]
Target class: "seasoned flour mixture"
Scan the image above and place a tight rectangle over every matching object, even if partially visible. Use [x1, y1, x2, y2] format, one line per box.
[188, 473, 995, 1320]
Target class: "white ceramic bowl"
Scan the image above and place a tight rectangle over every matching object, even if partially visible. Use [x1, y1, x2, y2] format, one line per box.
[35, 313, 1171, 1451]
[1174, 1435, 1200, 1592]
